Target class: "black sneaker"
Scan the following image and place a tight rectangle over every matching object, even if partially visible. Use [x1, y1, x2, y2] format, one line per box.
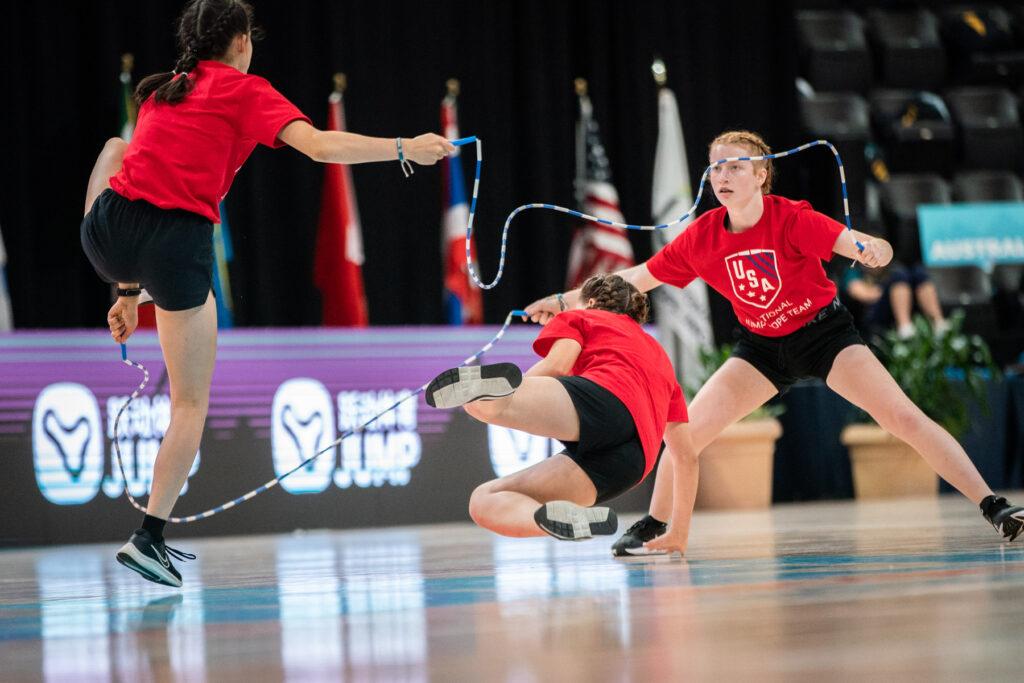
[981, 495, 1024, 542]
[425, 362, 522, 409]
[534, 501, 618, 541]
[611, 515, 668, 557]
[115, 529, 195, 587]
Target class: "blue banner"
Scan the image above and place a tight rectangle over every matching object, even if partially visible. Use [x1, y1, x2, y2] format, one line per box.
[917, 202, 1024, 267]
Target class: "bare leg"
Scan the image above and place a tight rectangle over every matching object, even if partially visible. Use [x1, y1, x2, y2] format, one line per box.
[85, 138, 128, 215]
[469, 454, 597, 537]
[648, 358, 778, 521]
[890, 282, 913, 334]
[915, 282, 947, 328]
[146, 292, 218, 519]
[826, 344, 991, 504]
[463, 376, 580, 442]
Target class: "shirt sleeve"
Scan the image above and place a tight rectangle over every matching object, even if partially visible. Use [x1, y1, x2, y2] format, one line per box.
[785, 203, 846, 262]
[667, 383, 689, 423]
[532, 311, 586, 358]
[646, 228, 698, 289]
[237, 76, 312, 148]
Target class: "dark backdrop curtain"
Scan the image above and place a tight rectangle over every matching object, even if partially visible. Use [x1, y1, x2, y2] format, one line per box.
[0, 0, 798, 329]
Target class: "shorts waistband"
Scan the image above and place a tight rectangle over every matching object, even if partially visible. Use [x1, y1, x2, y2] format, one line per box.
[803, 297, 842, 328]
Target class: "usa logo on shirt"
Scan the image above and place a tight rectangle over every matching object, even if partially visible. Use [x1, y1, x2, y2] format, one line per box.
[725, 249, 782, 309]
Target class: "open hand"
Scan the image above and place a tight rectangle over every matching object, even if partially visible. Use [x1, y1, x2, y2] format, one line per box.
[643, 529, 688, 556]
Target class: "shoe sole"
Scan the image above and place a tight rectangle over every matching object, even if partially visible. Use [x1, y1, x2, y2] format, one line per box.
[425, 363, 522, 409]
[116, 542, 182, 588]
[613, 545, 668, 557]
[534, 501, 618, 541]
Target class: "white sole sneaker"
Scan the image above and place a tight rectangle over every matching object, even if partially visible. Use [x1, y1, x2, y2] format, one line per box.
[116, 537, 183, 588]
[425, 363, 522, 409]
[534, 501, 618, 541]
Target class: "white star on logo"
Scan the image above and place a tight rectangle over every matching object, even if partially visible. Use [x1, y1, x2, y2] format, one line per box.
[759, 295, 766, 301]
[746, 291, 755, 297]
[738, 284, 745, 291]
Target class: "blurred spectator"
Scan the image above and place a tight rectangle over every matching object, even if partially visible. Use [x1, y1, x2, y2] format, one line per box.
[842, 263, 949, 339]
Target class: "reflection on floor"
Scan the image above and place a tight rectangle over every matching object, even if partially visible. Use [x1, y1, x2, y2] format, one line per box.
[2, 494, 1024, 681]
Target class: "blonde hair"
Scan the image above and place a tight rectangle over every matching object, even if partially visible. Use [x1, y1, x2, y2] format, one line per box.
[709, 130, 773, 194]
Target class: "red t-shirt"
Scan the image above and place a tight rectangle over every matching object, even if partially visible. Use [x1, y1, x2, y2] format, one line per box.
[110, 61, 311, 223]
[647, 195, 845, 337]
[533, 309, 688, 479]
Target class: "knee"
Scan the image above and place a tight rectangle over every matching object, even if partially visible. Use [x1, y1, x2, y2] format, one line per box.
[104, 137, 128, 155]
[468, 482, 496, 528]
[876, 403, 926, 438]
[170, 394, 209, 419]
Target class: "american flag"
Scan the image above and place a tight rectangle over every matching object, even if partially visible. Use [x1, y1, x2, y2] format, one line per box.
[565, 91, 634, 290]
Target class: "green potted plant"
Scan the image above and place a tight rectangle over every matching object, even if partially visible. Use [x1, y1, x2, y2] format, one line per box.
[841, 311, 1000, 498]
[686, 344, 784, 510]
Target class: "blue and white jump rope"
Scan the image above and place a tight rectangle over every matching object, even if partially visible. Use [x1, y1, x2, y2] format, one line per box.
[113, 136, 861, 523]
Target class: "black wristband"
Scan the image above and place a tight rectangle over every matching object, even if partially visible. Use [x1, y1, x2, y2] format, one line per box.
[555, 292, 567, 311]
[116, 287, 142, 298]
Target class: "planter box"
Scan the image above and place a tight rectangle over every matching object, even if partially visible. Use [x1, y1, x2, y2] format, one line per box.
[695, 418, 782, 510]
[841, 424, 938, 498]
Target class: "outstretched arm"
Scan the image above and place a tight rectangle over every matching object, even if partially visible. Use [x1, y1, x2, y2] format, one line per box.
[277, 120, 454, 165]
[833, 229, 893, 269]
[644, 420, 699, 555]
[523, 263, 664, 325]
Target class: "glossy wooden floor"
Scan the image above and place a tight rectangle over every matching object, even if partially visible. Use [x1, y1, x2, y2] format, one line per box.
[2, 494, 1023, 682]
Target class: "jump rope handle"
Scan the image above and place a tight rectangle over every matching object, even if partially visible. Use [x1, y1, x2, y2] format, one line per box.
[121, 343, 127, 361]
[450, 136, 478, 147]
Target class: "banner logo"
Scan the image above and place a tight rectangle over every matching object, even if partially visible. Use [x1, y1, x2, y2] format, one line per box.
[272, 378, 337, 494]
[33, 383, 104, 505]
[487, 426, 562, 478]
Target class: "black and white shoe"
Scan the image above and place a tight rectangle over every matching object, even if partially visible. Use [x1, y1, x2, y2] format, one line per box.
[981, 495, 1024, 542]
[611, 515, 669, 557]
[534, 501, 618, 541]
[115, 529, 195, 587]
[425, 362, 522, 409]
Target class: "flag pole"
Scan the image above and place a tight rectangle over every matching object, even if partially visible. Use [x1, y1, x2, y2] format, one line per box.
[121, 53, 134, 79]
[446, 78, 460, 99]
[333, 72, 346, 95]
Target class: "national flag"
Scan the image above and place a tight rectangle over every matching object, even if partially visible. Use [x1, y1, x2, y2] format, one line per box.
[565, 89, 634, 290]
[0, 225, 13, 332]
[650, 86, 714, 393]
[314, 81, 368, 326]
[441, 85, 483, 325]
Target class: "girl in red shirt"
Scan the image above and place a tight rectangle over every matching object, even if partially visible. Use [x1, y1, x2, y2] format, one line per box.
[425, 274, 695, 542]
[82, 0, 453, 588]
[526, 130, 1023, 554]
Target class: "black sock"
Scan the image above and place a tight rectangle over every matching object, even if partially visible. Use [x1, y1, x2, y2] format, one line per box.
[141, 514, 167, 541]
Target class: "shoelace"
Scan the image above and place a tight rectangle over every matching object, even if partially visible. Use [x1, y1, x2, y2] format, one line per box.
[163, 545, 197, 562]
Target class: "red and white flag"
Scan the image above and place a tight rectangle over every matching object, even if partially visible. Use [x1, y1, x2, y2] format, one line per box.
[314, 86, 368, 326]
[565, 92, 634, 290]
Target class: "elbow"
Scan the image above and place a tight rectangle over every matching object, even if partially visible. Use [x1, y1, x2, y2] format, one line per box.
[307, 132, 331, 163]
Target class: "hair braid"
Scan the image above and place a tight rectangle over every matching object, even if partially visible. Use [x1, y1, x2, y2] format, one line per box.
[580, 274, 650, 324]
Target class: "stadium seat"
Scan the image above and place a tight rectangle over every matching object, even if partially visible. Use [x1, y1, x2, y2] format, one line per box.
[866, 9, 946, 89]
[796, 10, 873, 93]
[940, 5, 1024, 85]
[878, 173, 951, 264]
[945, 86, 1024, 171]
[869, 89, 956, 174]
[929, 265, 992, 306]
[952, 170, 1024, 201]
[799, 92, 871, 227]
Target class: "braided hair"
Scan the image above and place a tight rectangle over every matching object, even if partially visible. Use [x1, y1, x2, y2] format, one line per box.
[135, 0, 261, 106]
[580, 274, 650, 324]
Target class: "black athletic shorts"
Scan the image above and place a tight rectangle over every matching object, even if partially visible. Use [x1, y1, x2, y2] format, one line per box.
[556, 375, 647, 504]
[81, 188, 214, 311]
[731, 297, 866, 394]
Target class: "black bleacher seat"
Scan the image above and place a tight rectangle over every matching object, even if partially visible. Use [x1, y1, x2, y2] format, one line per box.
[952, 170, 1024, 201]
[940, 6, 1024, 85]
[798, 92, 871, 227]
[878, 173, 951, 265]
[869, 89, 956, 174]
[866, 9, 946, 89]
[797, 10, 873, 93]
[945, 86, 1024, 171]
